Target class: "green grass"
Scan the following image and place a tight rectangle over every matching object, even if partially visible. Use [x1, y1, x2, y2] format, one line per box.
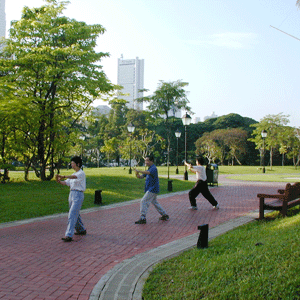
[142, 210, 300, 299]
[219, 165, 300, 182]
[227, 174, 300, 182]
[217, 165, 300, 175]
[0, 167, 194, 223]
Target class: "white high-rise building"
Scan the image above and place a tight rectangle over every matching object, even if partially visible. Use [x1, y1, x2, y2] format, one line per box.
[0, 0, 6, 38]
[117, 56, 144, 110]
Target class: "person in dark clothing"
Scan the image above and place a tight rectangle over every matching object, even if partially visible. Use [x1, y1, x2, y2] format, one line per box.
[185, 157, 219, 210]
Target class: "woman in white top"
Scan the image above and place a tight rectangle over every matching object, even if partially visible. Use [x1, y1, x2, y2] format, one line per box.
[56, 156, 86, 242]
[185, 157, 219, 210]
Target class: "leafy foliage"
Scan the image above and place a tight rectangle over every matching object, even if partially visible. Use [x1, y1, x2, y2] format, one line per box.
[0, 0, 115, 180]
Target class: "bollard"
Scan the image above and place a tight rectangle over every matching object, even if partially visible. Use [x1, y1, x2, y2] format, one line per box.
[94, 190, 102, 205]
[168, 180, 173, 192]
[197, 224, 209, 248]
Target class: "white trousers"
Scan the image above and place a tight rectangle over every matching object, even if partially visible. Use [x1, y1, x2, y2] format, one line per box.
[65, 190, 85, 237]
[140, 191, 167, 219]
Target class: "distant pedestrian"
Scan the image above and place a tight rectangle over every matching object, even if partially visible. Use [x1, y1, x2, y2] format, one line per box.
[134, 155, 169, 224]
[185, 157, 219, 210]
[56, 156, 87, 242]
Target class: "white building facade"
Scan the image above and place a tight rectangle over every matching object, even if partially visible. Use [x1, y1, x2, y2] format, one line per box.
[117, 56, 144, 110]
[0, 0, 5, 38]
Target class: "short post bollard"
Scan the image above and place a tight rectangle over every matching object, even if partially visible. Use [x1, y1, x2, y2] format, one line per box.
[197, 224, 209, 249]
[168, 180, 173, 192]
[94, 190, 102, 205]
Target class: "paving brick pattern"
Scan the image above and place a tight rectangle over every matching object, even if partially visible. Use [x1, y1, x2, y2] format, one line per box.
[0, 176, 286, 300]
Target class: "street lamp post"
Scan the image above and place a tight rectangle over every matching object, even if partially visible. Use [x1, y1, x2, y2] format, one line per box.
[182, 113, 192, 180]
[261, 130, 267, 173]
[127, 122, 135, 174]
[175, 129, 181, 174]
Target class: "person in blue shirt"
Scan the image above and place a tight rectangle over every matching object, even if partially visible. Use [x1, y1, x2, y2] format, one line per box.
[134, 155, 169, 224]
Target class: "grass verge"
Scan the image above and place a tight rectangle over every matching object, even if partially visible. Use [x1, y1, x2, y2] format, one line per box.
[142, 210, 300, 299]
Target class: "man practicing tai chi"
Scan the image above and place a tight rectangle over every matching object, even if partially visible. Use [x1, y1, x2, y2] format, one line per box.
[56, 156, 87, 242]
[134, 155, 169, 224]
[185, 157, 219, 210]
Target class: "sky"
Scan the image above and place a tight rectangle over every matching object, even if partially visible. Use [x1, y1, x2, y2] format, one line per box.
[4, 0, 300, 127]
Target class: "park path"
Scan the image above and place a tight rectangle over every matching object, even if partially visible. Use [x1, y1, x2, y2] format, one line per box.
[0, 175, 286, 300]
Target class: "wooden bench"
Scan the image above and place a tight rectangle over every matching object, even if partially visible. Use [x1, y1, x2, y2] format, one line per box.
[257, 182, 300, 220]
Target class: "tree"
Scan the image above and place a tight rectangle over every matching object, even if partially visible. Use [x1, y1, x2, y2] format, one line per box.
[0, 0, 115, 180]
[140, 80, 191, 178]
[195, 132, 220, 163]
[100, 137, 119, 166]
[249, 113, 290, 169]
[291, 128, 300, 167]
[224, 128, 247, 165]
[195, 128, 248, 165]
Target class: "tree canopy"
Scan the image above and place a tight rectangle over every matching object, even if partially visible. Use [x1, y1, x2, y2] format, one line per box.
[0, 0, 116, 180]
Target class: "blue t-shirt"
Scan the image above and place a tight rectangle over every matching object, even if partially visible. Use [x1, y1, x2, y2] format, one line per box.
[144, 164, 159, 194]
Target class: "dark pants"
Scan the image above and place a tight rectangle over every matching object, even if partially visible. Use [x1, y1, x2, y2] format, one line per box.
[189, 180, 218, 207]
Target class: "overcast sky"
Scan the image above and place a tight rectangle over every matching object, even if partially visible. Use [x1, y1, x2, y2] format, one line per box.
[5, 0, 300, 126]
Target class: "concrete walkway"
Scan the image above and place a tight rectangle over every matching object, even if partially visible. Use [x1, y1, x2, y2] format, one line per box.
[0, 176, 285, 300]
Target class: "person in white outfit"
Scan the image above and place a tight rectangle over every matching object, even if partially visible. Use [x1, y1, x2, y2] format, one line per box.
[185, 157, 219, 210]
[56, 156, 86, 242]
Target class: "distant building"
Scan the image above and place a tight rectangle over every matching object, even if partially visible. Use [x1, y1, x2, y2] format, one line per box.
[93, 105, 111, 116]
[204, 112, 218, 121]
[167, 107, 181, 118]
[192, 117, 201, 123]
[117, 55, 144, 110]
[0, 0, 6, 38]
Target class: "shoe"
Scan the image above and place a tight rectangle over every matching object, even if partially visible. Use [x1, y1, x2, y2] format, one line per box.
[75, 230, 87, 235]
[61, 237, 73, 242]
[188, 206, 198, 210]
[135, 218, 146, 224]
[213, 204, 220, 210]
[159, 214, 169, 221]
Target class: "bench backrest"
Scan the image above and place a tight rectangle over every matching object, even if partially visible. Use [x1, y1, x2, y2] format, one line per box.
[284, 182, 300, 201]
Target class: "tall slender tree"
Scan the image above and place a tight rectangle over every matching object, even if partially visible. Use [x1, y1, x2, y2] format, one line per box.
[140, 80, 191, 177]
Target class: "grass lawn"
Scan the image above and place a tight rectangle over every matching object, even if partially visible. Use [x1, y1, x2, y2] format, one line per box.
[220, 165, 300, 183]
[0, 167, 195, 224]
[142, 210, 300, 299]
[218, 165, 300, 175]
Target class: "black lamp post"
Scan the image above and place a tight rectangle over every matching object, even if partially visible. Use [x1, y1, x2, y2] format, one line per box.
[182, 113, 192, 180]
[261, 130, 267, 173]
[127, 122, 135, 174]
[175, 129, 181, 174]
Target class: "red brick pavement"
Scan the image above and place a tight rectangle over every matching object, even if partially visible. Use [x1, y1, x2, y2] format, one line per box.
[0, 178, 286, 300]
